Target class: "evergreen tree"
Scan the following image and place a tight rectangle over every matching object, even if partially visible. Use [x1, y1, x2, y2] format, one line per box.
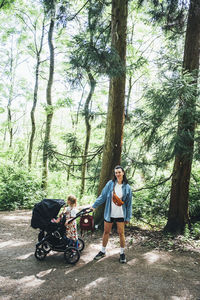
[68, 0, 125, 197]
[165, 0, 200, 233]
[137, 0, 200, 233]
[95, 0, 128, 225]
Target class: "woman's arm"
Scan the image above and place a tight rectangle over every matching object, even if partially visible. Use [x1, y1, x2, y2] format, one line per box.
[92, 180, 112, 209]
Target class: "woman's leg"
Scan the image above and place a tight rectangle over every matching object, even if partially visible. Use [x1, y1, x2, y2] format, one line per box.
[94, 221, 113, 260]
[116, 221, 125, 248]
[102, 221, 113, 247]
[117, 221, 126, 263]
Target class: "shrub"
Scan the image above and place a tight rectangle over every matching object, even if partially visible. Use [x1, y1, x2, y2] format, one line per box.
[0, 164, 45, 210]
[189, 174, 200, 223]
[191, 222, 200, 239]
[133, 181, 170, 226]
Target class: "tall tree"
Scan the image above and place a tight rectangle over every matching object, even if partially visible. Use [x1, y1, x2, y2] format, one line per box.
[137, 0, 200, 233]
[80, 70, 96, 196]
[94, 0, 128, 224]
[27, 15, 46, 169]
[15, 4, 47, 169]
[0, 27, 25, 148]
[68, 0, 119, 196]
[165, 0, 200, 233]
[41, 1, 55, 189]
[6, 36, 15, 148]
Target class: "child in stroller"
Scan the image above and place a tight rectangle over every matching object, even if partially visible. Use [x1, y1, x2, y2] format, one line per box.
[31, 198, 92, 264]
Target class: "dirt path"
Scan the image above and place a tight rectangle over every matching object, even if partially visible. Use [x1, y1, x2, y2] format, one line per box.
[0, 210, 200, 300]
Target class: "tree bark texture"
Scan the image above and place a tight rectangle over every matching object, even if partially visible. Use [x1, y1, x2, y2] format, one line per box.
[94, 0, 128, 225]
[42, 13, 55, 190]
[80, 71, 96, 197]
[165, 0, 200, 233]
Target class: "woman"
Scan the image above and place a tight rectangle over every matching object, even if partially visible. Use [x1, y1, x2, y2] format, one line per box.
[91, 165, 132, 263]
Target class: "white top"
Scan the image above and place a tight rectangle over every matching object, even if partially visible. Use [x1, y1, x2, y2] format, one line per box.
[66, 206, 77, 218]
[110, 182, 124, 218]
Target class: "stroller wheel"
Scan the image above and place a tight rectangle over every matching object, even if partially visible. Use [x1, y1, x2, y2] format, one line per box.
[35, 247, 46, 261]
[77, 238, 85, 252]
[64, 247, 80, 264]
[42, 241, 51, 253]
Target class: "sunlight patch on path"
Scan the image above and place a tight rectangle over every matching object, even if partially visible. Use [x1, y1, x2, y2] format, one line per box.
[77, 241, 120, 265]
[1, 215, 30, 221]
[36, 269, 54, 278]
[84, 277, 106, 290]
[127, 257, 138, 266]
[142, 250, 170, 265]
[0, 240, 31, 249]
[0, 275, 44, 291]
[16, 252, 33, 260]
[18, 275, 45, 288]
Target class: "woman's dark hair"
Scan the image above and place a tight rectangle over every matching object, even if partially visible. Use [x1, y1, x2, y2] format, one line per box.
[112, 165, 128, 184]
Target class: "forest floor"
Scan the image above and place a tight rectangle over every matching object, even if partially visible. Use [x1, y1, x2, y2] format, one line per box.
[0, 210, 200, 300]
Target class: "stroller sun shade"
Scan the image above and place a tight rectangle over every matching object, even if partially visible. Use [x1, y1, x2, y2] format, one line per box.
[31, 198, 65, 230]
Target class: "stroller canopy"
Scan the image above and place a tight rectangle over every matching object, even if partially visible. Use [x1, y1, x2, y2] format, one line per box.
[31, 198, 65, 229]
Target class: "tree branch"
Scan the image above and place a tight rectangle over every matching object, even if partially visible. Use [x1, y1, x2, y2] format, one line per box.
[133, 173, 173, 192]
[68, 0, 90, 21]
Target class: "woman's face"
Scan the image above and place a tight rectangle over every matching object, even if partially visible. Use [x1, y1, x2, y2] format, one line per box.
[114, 168, 124, 183]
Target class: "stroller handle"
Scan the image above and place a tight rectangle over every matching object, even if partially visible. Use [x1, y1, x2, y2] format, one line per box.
[67, 207, 93, 224]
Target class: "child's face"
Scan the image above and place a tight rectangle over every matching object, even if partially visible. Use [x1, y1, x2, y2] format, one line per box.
[67, 199, 74, 206]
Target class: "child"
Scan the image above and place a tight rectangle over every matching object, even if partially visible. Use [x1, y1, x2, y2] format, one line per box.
[64, 195, 78, 242]
[51, 195, 78, 244]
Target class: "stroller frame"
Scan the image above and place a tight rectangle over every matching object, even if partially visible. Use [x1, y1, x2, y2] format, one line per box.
[33, 203, 93, 264]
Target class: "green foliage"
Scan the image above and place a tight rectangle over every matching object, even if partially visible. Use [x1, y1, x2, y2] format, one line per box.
[68, 0, 125, 82]
[0, 0, 199, 242]
[0, 164, 45, 210]
[132, 67, 199, 168]
[46, 171, 95, 205]
[40, 0, 56, 14]
[191, 222, 200, 239]
[0, 0, 15, 10]
[138, 0, 189, 36]
[189, 171, 200, 223]
[70, 43, 125, 77]
[133, 177, 170, 226]
[131, 168, 200, 229]
[54, 97, 72, 109]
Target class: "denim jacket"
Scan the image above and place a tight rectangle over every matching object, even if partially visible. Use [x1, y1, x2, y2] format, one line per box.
[92, 180, 132, 222]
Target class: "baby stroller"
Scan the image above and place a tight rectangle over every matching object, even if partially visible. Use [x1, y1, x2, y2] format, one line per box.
[31, 198, 92, 264]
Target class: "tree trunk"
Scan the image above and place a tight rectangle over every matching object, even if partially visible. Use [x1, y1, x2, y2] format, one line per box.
[80, 71, 96, 197]
[28, 20, 45, 169]
[7, 98, 13, 148]
[165, 0, 200, 234]
[7, 39, 14, 148]
[94, 0, 128, 225]
[41, 12, 55, 190]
